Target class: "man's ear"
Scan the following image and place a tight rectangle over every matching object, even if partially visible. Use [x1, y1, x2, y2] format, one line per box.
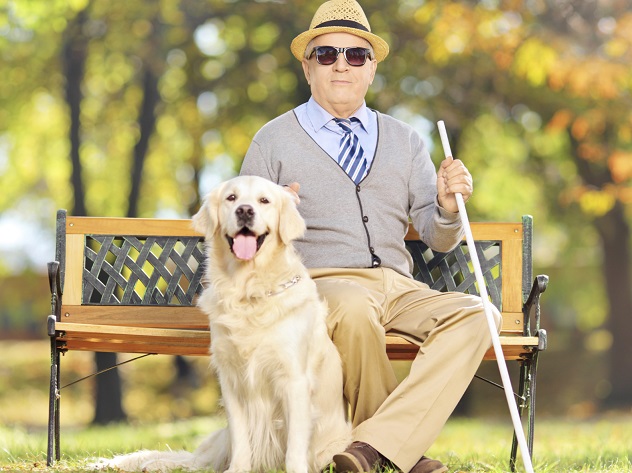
[192, 186, 222, 237]
[302, 59, 311, 86]
[369, 58, 377, 84]
[278, 191, 306, 245]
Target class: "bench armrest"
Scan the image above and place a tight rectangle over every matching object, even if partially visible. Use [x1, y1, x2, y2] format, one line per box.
[522, 274, 548, 337]
[48, 261, 62, 320]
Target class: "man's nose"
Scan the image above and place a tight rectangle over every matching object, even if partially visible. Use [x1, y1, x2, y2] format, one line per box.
[333, 52, 348, 70]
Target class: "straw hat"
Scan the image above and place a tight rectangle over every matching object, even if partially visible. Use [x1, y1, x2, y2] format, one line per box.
[291, 0, 389, 63]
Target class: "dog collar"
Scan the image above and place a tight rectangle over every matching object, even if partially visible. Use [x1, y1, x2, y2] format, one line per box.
[266, 275, 302, 297]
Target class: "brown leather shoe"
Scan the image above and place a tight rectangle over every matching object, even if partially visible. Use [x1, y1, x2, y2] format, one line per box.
[334, 442, 385, 472]
[409, 456, 448, 473]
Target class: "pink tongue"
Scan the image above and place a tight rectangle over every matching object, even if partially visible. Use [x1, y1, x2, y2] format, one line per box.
[232, 234, 258, 260]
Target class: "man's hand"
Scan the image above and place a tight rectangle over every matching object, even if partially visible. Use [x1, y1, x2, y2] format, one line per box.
[437, 157, 472, 213]
[284, 182, 301, 204]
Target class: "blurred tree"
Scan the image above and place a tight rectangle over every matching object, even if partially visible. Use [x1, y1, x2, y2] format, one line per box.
[380, 0, 632, 407]
[0, 0, 630, 420]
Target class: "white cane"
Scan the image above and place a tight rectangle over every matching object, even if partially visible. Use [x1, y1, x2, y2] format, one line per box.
[437, 121, 535, 473]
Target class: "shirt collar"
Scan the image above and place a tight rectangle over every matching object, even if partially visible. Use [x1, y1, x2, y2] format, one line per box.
[306, 97, 370, 133]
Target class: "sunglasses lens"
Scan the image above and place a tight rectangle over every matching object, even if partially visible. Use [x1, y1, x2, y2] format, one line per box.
[315, 46, 338, 65]
[313, 47, 370, 66]
[345, 48, 368, 66]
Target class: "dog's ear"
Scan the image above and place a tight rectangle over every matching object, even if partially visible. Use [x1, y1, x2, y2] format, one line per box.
[278, 191, 306, 244]
[192, 187, 222, 237]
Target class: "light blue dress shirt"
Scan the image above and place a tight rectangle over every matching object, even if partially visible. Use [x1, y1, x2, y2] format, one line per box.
[293, 97, 378, 168]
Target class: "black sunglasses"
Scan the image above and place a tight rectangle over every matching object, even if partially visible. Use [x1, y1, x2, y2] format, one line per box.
[308, 46, 373, 66]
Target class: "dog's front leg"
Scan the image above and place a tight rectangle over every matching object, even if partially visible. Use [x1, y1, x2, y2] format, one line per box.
[220, 377, 252, 473]
[284, 377, 311, 473]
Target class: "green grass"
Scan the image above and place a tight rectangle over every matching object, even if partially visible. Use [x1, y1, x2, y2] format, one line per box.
[1, 416, 630, 472]
[1, 341, 630, 472]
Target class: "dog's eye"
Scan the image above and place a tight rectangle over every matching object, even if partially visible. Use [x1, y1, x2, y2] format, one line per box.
[227, 194, 236, 201]
[259, 197, 270, 204]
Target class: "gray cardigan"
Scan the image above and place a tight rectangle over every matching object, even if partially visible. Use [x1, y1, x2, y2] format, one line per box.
[240, 110, 463, 278]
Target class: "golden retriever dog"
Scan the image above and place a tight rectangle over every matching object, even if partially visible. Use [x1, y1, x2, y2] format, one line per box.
[96, 176, 350, 473]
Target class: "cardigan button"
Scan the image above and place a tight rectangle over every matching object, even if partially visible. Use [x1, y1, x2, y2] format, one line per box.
[363, 216, 369, 222]
[356, 185, 361, 192]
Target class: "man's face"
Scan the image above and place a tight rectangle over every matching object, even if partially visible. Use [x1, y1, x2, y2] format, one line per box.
[302, 32, 377, 118]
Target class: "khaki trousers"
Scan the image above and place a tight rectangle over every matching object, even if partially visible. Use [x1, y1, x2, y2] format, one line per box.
[309, 267, 501, 473]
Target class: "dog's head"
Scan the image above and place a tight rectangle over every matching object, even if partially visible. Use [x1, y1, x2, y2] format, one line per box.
[192, 176, 305, 262]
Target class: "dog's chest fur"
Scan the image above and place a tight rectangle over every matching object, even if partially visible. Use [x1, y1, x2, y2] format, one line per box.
[205, 277, 324, 389]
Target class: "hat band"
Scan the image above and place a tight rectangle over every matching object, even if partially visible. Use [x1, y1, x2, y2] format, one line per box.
[314, 19, 369, 32]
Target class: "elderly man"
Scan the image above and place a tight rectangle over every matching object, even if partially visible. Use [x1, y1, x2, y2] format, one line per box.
[240, 1, 501, 472]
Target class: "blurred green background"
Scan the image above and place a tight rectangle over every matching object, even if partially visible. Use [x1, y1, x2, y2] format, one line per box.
[1, 0, 631, 436]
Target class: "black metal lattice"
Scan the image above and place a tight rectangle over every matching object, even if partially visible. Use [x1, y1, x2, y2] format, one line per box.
[83, 235, 206, 305]
[82, 235, 502, 309]
[406, 240, 502, 310]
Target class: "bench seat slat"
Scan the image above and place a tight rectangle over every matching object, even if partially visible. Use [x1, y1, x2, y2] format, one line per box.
[55, 322, 210, 355]
[56, 322, 209, 339]
[54, 322, 537, 360]
[385, 335, 539, 361]
[59, 305, 208, 329]
[59, 306, 524, 334]
[60, 340, 210, 356]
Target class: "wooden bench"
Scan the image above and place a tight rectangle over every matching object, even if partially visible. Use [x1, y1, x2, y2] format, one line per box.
[46, 209, 548, 470]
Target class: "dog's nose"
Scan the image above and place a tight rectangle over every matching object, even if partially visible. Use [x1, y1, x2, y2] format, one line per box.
[235, 205, 254, 224]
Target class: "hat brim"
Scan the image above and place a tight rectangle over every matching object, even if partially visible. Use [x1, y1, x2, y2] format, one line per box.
[291, 26, 389, 63]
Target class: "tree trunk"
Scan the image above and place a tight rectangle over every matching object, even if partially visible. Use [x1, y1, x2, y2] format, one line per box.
[92, 352, 127, 424]
[595, 203, 632, 407]
[127, 67, 160, 218]
[571, 132, 632, 409]
[63, 7, 128, 425]
[92, 65, 160, 424]
[63, 10, 87, 218]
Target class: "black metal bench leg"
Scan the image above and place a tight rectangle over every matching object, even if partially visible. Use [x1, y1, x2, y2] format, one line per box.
[55, 348, 61, 462]
[527, 351, 540, 458]
[509, 359, 529, 472]
[47, 334, 60, 466]
[47, 364, 55, 464]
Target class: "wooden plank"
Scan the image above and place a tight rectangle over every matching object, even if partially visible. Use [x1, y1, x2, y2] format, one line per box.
[405, 222, 522, 242]
[57, 323, 538, 360]
[55, 323, 210, 356]
[385, 335, 539, 361]
[55, 322, 209, 339]
[385, 335, 538, 347]
[67, 217, 202, 237]
[60, 337, 534, 359]
[59, 305, 520, 334]
[59, 305, 209, 329]
[55, 322, 536, 361]
[64, 234, 85, 305]
[502, 238, 524, 313]
[500, 311, 523, 334]
[468, 223, 522, 242]
[482, 345, 534, 361]
[60, 340, 210, 356]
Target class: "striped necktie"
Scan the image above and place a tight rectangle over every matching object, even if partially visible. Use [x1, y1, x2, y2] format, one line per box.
[335, 118, 367, 184]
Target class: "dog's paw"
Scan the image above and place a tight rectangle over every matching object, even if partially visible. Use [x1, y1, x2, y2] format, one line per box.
[285, 465, 309, 473]
[285, 459, 309, 473]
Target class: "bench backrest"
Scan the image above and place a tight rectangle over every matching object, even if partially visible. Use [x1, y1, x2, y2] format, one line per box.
[53, 210, 532, 337]
[404, 219, 532, 334]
